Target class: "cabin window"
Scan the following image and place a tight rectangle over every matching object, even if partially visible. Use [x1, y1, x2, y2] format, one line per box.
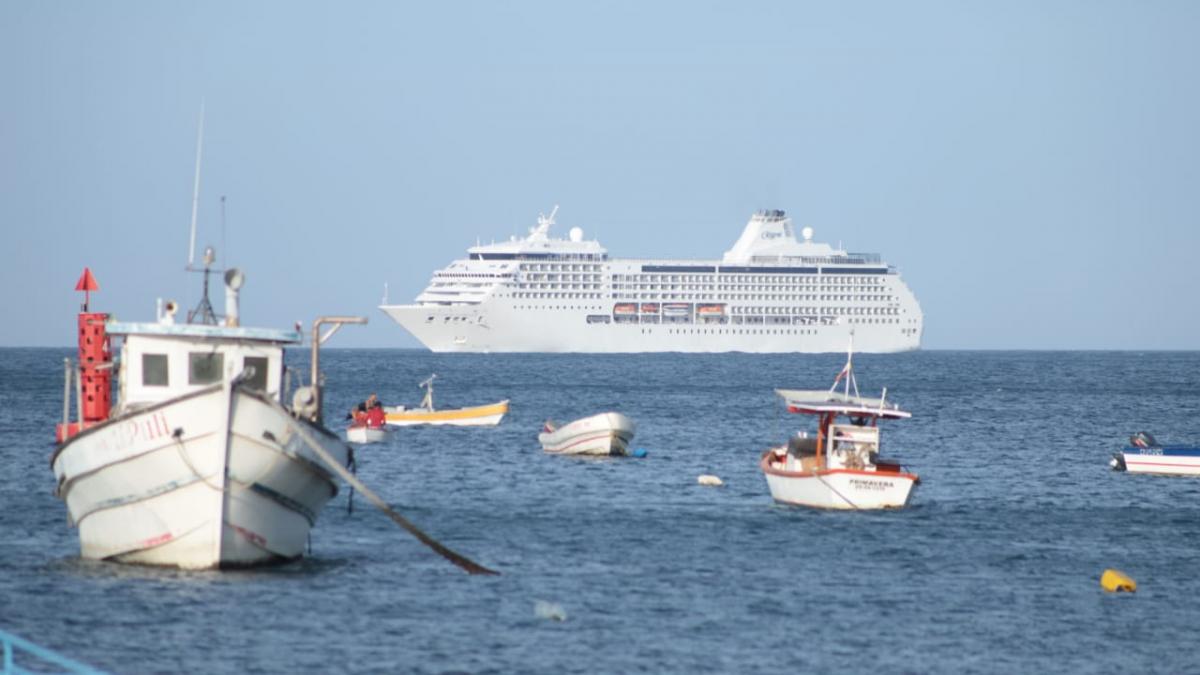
[188, 352, 224, 385]
[242, 356, 270, 391]
[142, 353, 169, 386]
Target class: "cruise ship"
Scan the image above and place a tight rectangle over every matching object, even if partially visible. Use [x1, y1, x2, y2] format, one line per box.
[380, 208, 923, 353]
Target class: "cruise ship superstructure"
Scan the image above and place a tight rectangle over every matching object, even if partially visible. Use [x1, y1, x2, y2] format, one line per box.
[380, 208, 923, 353]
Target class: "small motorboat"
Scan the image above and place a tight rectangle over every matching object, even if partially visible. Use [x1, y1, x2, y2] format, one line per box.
[1111, 431, 1200, 475]
[538, 412, 636, 456]
[384, 374, 508, 427]
[345, 425, 392, 444]
[760, 341, 918, 510]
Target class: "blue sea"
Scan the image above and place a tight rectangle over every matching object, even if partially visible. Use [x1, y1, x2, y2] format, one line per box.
[3, 348, 1200, 674]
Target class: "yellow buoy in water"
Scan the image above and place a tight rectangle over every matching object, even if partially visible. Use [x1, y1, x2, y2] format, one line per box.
[1101, 569, 1137, 593]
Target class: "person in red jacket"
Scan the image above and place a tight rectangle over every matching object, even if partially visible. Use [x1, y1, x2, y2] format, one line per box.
[365, 400, 386, 428]
[349, 402, 368, 427]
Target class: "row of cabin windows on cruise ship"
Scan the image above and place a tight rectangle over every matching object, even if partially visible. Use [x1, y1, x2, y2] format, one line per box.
[610, 292, 896, 303]
[518, 263, 604, 272]
[728, 306, 900, 316]
[611, 287, 893, 300]
[611, 283, 888, 294]
[613, 274, 885, 285]
[518, 283, 603, 290]
[141, 353, 269, 391]
[520, 273, 602, 281]
[641, 326, 903, 336]
[434, 270, 508, 276]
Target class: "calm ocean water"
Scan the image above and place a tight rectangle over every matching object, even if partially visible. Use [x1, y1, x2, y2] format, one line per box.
[2, 348, 1199, 674]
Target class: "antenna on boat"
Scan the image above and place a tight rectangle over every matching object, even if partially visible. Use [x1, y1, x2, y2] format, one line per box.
[186, 246, 220, 325]
[419, 374, 436, 411]
[220, 194, 227, 267]
[187, 100, 205, 269]
[830, 331, 861, 399]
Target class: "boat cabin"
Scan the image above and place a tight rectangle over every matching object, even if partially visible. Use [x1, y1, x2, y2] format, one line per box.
[774, 389, 910, 474]
[109, 321, 301, 414]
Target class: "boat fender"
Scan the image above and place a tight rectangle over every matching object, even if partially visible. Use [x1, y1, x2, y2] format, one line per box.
[697, 475, 723, 487]
[1100, 569, 1137, 593]
[292, 386, 318, 420]
[630, 448, 648, 458]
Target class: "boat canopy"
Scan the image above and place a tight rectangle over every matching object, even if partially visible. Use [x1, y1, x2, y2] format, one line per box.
[775, 389, 911, 419]
[107, 321, 302, 344]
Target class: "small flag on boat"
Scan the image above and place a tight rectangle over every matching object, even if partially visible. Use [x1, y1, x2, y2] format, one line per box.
[833, 360, 851, 384]
[74, 267, 99, 311]
[74, 267, 99, 292]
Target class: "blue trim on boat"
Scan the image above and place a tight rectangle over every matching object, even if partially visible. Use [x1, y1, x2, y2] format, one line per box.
[1, 628, 106, 674]
[1122, 446, 1200, 456]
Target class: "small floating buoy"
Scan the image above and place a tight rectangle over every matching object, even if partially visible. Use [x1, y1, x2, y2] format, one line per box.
[534, 600, 567, 621]
[630, 448, 648, 458]
[1101, 568, 1137, 593]
[697, 475, 723, 486]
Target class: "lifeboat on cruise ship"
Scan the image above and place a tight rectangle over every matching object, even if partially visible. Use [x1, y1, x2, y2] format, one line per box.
[697, 304, 726, 316]
[662, 303, 692, 317]
[612, 303, 638, 316]
[640, 303, 660, 314]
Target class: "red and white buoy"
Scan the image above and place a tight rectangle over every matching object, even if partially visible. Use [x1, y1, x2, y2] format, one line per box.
[56, 268, 112, 443]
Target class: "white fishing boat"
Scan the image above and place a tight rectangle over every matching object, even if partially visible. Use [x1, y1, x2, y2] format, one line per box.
[51, 260, 365, 569]
[538, 412, 636, 456]
[760, 341, 918, 510]
[1111, 431, 1200, 476]
[345, 425, 393, 444]
[384, 374, 508, 427]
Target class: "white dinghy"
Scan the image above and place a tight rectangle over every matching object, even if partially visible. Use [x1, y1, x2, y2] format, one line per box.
[345, 425, 393, 444]
[538, 412, 636, 456]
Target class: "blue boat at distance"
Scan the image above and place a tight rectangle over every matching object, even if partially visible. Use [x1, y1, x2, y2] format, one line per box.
[1111, 431, 1200, 476]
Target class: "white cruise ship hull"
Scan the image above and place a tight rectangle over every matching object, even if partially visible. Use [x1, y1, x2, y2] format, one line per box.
[52, 384, 346, 569]
[382, 303, 918, 353]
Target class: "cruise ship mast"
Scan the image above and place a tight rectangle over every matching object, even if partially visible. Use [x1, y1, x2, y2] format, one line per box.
[528, 205, 559, 240]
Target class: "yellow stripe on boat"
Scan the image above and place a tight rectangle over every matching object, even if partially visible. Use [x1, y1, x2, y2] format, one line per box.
[386, 400, 509, 423]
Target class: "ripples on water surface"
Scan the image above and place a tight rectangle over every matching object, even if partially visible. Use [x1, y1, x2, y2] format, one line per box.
[2, 349, 1199, 673]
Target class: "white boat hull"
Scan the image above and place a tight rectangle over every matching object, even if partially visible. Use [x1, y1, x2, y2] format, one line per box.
[761, 452, 917, 510]
[1114, 448, 1200, 476]
[52, 384, 346, 569]
[538, 412, 636, 456]
[346, 426, 392, 443]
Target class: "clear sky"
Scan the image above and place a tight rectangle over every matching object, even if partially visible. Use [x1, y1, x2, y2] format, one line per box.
[2, 1, 1197, 349]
